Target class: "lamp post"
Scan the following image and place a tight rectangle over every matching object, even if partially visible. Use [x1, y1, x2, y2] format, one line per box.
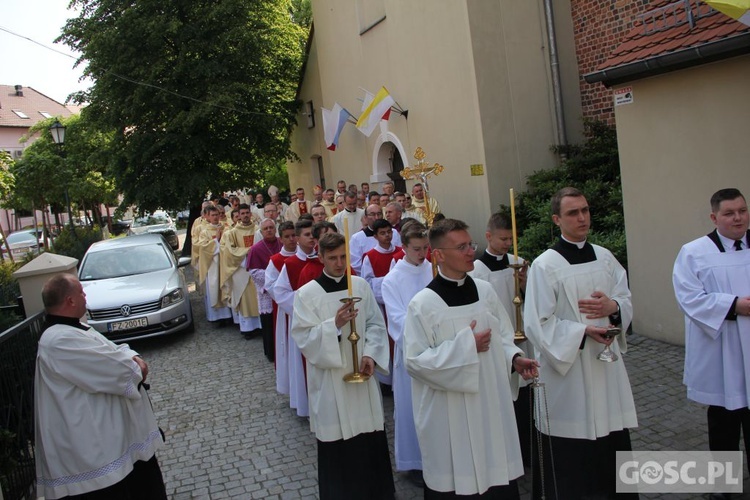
[49, 120, 74, 231]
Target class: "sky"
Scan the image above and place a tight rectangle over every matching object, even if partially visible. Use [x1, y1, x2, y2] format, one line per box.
[0, 0, 89, 104]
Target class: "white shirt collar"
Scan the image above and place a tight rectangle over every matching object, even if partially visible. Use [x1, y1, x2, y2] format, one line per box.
[485, 248, 506, 260]
[323, 270, 345, 283]
[375, 244, 395, 254]
[717, 231, 745, 252]
[438, 268, 466, 286]
[561, 235, 587, 249]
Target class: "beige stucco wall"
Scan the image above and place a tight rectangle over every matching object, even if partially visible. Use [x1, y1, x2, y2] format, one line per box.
[614, 54, 750, 345]
[288, 0, 582, 240]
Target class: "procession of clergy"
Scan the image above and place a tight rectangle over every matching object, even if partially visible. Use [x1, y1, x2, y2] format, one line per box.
[186, 181, 748, 500]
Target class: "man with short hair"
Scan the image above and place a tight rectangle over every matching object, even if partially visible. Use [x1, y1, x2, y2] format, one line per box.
[298, 222, 338, 288]
[332, 191, 365, 235]
[311, 204, 327, 223]
[382, 224, 432, 479]
[248, 218, 283, 361]
[272, 220, 318, 417]
[410, 183, 440, 223]
[357, 190, 367, 209]
[291, 232, 394, 499]
[368, 191, 381, 207]
[35, 274, 167, 499]
[469, 211, 531, 465]
[265, 222, 297, 391]
[196, 205, 233, 324]
[225, 194, 240, 216]
[254, 204, 280, 241]
[286, 187, 313, 223]
[361, 182, 370, 197]
[268, 185, 289, 220]
[382, 181, 395, 200]
[220, 204, 260, 337]
[312, 185, 324, 204]
[349, 204, 384, 276]
[673, 188, 750, 473]
[361, 219, 400, 308]
[334, 194, 345, 216]
[404, 219, 537, 497]
[321, 188, 337, 218]
[384, 202, 403, 233]
[336, 180, 347, 195]
[191, 201, 213, 271]
[524, 186, 637, 499]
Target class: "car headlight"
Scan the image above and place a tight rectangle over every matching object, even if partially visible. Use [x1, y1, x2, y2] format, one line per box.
[161, 288, 185, 308]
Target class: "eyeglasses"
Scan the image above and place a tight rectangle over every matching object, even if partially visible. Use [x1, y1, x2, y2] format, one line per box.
[437, 242, 478, 253]
[366, 212, 382, 217]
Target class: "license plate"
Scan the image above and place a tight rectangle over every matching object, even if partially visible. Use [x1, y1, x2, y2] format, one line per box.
[109, 317, 148, 332]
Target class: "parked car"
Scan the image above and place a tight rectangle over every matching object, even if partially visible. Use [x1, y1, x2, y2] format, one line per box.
[1, 229, 43, 258]
[127, 210, 179, 251]
[78, 234, 193, 343]
[101, 216, 133, 236]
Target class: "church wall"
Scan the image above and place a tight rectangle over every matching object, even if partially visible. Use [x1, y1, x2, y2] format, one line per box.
[291, 0, 495, 238]
[466, 0, 568, 213]
[614, 54, 750, 345]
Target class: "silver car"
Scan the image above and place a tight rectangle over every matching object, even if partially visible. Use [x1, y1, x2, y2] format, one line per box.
[78, 234, 193, 342]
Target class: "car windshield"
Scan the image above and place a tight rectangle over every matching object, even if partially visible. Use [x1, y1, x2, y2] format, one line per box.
[6, 232, 36, 244]
[80, 243, 173, 280]
[132, 214, 170, 227]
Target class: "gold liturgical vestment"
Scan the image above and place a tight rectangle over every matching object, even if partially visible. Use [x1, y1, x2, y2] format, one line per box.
[220, 223, 260, 318]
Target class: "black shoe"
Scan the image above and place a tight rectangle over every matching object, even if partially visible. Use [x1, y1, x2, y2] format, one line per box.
[407, 470, 424, 487]
[241, 331, 253, 339]
[380, 382, 393, 397]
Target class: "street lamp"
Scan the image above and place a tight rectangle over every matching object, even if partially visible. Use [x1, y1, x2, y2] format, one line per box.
[49, 120, 74, 231]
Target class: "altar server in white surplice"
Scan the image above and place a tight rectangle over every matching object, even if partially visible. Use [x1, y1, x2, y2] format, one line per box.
[404, 219, 538, 498]
[524, 187, 637, 500]
[291, 232, 394, 500]
[673, 188, 750, 472]
[382, 223, 431, 477]
[468, 211, 533, 467]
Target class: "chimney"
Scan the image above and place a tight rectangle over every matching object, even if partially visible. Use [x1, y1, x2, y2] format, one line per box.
[14, 85, 23, 97]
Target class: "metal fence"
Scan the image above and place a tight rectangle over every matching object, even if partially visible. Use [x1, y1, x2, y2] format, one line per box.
[0, 312, 45, 500]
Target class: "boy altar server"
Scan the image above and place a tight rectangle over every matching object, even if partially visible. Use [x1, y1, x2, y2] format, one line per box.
[381, 224, 432, 478]
[291, 232, 394, 499]
[405, 219, 538, 498]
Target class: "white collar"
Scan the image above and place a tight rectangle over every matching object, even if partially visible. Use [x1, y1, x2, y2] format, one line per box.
[438, 268, 466, 286]
[561, 235, 587, 249]
[717, 231, 745, 251]
[485, 248, 507, 260]
[375, 244, 395, 254]
[280, 247, 296, 257]
[323, 270, 345, 283]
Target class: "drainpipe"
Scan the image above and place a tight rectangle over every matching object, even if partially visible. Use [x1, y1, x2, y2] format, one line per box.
[543, 0, 568, 158]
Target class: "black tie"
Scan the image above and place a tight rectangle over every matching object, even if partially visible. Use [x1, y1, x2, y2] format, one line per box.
[734, 239, 743, 251]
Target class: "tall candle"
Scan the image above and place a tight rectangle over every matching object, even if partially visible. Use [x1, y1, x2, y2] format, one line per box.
[344, 220, 353, 297]
[510, 188, 518, 262]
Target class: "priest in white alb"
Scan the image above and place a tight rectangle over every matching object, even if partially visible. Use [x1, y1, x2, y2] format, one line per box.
[524, 187, 637, 499]
[196, 205, 232, 324]
[291, 232, 394, 499]
[404, 219, 538, 498]
[673, 188, 750, 473]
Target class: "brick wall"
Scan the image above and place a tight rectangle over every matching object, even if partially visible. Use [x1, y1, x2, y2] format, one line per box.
[570, 0, 653, 124]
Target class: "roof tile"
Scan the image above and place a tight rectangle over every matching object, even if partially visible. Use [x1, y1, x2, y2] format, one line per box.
[597, 1, 750, 72]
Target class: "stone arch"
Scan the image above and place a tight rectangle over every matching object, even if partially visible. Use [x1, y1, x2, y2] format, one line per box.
[371, 132, 408, 193]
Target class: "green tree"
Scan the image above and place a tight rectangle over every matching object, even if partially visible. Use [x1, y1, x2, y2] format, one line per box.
[510, 120, 627, 269]
[59, 0, 307, 214]
[0, 152, 15, 262]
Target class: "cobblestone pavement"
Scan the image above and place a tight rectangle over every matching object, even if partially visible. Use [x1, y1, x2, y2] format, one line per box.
[130, 270, 749, 499]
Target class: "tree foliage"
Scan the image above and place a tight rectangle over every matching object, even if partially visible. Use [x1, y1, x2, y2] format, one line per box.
[12, 115, 116, 228]
[508, 120, 628, 269]
[58, 0, 308, 213]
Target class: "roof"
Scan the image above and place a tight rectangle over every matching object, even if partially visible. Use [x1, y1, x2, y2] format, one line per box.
[585, 0, 750, 86]
[0, 85, 73, 128]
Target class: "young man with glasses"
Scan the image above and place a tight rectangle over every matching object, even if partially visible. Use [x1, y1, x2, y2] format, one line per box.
[404, 218, 538, 498]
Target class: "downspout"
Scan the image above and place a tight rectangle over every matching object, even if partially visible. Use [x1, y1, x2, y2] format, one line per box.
[543, 0, 568, 158]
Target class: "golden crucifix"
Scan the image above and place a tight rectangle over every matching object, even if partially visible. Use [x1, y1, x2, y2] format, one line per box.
[400, 147, 444, 227]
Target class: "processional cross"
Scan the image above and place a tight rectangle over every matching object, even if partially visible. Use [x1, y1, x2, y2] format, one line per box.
[400, 147, 444, 227]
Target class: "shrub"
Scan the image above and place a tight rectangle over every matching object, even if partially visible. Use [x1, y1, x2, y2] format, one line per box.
[50, 225, 104, 262]
[508, 120, 627, 269]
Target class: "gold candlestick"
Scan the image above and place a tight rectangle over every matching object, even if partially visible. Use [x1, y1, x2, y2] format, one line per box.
[341, 296, 368, 383]
[509, 263, 526, 343]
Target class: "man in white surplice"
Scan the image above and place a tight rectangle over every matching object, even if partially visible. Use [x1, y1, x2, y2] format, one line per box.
[673, 188, 750, 472]
[291, 232, 394, 499]
[524, 187, 637, 499]
[404, 219, 538, 498]
[34, 274, 166, 499]
[381, 223, 431, 478]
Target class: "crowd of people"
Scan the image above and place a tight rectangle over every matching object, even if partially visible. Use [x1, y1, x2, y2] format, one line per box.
[31, 184, 750, 500]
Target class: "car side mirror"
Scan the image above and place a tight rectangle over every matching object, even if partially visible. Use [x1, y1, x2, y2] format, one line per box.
[177, 256, 192, 268]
